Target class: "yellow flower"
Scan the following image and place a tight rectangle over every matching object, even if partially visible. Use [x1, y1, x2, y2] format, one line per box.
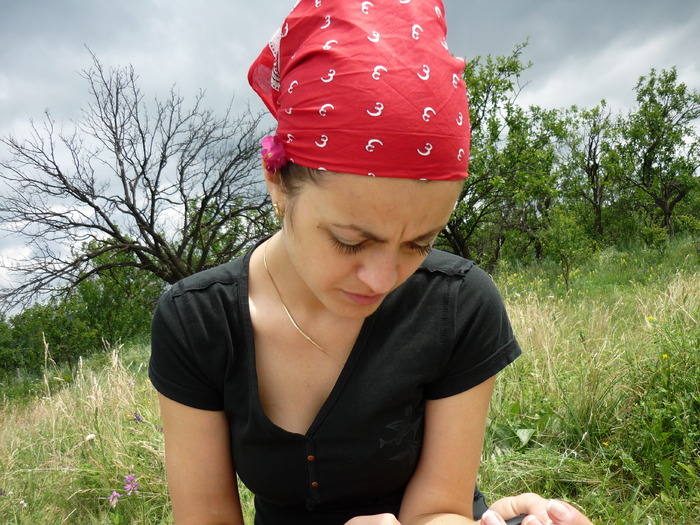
[602, 442, 609, 447]
[661, 354, 669, 359]
[647, 316, 655, 322]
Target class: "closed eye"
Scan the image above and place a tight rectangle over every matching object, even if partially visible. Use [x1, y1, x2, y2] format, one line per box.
[330, 237, 365, 255]
[330, 236, 432, 257]
[409, 242, 433, 256]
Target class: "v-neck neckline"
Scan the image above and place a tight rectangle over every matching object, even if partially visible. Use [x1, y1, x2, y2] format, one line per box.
[239, 244, 379, 438]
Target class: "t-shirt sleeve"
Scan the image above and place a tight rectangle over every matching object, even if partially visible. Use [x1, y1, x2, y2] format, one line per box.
[424, 266, 521, 399]
[148, 285, 227, 411]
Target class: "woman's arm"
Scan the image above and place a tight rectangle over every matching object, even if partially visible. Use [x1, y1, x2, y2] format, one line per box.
[397, 377, 496, 525]
[158, 393, 244, 525]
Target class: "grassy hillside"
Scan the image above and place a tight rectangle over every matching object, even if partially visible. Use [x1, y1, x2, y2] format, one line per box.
[1, 240, 698, 524]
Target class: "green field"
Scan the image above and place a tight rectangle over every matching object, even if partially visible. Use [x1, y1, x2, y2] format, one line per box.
[1, 240, 699, 524]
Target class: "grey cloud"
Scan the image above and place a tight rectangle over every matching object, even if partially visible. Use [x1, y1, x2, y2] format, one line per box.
[1, 0, 699, 144]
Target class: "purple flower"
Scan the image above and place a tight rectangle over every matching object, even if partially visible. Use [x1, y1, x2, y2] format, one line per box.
[261, 134, 288, 172]
[109, 491, 122, 508]
[133, 412, 143, 423]
[124, 474, 139, 496]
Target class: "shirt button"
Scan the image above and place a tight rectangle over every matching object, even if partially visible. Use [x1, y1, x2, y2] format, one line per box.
[307, 455, 316, 462]
[311, 481, 319, 488]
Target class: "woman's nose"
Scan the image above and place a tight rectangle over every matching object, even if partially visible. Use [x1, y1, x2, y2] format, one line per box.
[356, 252, 398, 294]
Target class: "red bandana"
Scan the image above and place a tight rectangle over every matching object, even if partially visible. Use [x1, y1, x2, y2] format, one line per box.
[248, 0, 470, 181]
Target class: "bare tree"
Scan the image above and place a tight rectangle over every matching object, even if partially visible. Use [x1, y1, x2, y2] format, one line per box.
[0, 54, 272, 308]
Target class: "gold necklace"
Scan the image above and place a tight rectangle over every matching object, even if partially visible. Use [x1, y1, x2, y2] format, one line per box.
[263, 241, 334, 359]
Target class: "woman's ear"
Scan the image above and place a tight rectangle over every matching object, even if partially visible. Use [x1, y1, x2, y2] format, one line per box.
[263, 161, 285, 207]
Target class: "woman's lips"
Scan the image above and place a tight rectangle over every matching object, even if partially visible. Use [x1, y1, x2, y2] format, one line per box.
[343, 290, 385, 306]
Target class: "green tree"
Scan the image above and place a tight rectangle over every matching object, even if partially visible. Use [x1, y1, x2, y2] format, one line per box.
[71, 241, 165, 343]
[496, 105, 565, 262]
[10, 298, 99, 373]
[611, 67, 700, 236]
[0, 314, 19, 374]
[440, 42, 533, 267]
[560, 103, 615, 243]
[540, 207, 592, 294]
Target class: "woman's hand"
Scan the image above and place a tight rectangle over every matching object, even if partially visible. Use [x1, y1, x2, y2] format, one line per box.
[481, 493, 593, 525]
[345, 513, 402, 525]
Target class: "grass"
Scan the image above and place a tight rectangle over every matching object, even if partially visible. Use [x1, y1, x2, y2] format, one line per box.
[0, 344, 171, 524]
[484, 238, 700, 524]
[1, 238, 699, 524]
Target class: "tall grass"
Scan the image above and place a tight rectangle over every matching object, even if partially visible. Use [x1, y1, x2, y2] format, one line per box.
[484, 239, 700, 524]
[1, 238, 698, 524]
[0, 344, 172, 524]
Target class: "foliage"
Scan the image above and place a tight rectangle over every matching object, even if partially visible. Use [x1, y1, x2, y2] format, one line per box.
[440, 42, 533, 266]
[10, 297, 99, 374]
[69, 241, 165, 344]
[559, 103, 615, 242]
[0, 315, 18, 372]
[540, 208, 592, 294]
[2, 250, 162, 377]
[609, 67, 700, 236]
[616, 318, 700, 498]
[439, 47, 699, 277]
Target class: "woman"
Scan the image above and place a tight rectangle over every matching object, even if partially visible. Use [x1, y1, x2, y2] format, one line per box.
[149, 2, 594, 524]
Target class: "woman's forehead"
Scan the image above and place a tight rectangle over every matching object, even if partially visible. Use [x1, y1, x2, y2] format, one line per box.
[301, 173, 460, 228]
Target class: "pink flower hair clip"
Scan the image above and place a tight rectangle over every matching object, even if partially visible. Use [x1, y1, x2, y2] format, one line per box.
[261, 134, 288, 172]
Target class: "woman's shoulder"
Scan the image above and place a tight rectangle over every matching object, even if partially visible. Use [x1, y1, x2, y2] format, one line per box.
[168, 255, 248, 299]
[415, 249, 501, 299]
[418, 248, 476, 277]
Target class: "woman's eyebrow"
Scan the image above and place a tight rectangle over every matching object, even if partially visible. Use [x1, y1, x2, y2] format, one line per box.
[329, 223, 444, 244]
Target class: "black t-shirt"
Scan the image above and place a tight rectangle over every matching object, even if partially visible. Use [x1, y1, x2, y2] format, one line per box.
[149, 247, 521, 524]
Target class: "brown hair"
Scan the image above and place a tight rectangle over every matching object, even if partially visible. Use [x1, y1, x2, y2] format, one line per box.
[279, 162, 326, 198]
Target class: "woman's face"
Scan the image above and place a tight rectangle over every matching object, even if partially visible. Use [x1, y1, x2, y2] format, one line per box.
[271, 171, 463, 320]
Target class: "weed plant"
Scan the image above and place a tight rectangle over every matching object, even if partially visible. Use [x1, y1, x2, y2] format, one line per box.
[1, 238, 698, 524]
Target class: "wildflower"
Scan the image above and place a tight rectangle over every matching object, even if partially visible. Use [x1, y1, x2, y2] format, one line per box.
[85, 433, 97, 442]
[661, 354, 669, 359]
[133, 412, 144, 423]
[647, 316, 655, 322]
[19, 499, 28, 508]
[109, 491, 122, 508]
[261, 134, 288, 172]
[602, 442, 609, 447]
[124, 474, 139, 496]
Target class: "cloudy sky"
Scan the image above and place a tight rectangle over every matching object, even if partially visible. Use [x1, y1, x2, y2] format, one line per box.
[1, 0, 699, 295]
[2, 0, 699, 141]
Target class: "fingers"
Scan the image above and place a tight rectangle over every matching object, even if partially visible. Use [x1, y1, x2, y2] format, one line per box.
[546, 500, 594, 525]
[488, 493, 548, 518]
[520, 500, 595, 525]
[484, 496, 594, 525]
